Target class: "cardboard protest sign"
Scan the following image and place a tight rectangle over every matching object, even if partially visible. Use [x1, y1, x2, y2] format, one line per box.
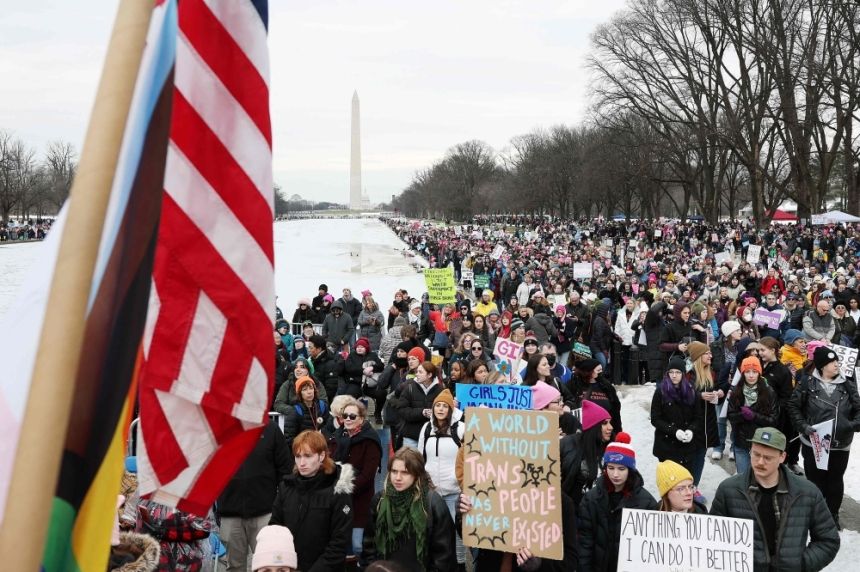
[714, 252, 731, 265]
[423, 268, 456, 304]
[491, 244, 506, 259]
[618, 509, 753, 572]
[809, 418, 834, 470]
[455, 384, 533, 410]
[462, 409, 563, 559]
[573, 263, 592, 280]
[753, 308, 782, 330]
[460, 269, 474, 284]
[746, 244, 762, 264]
[831, 344, 859, 379]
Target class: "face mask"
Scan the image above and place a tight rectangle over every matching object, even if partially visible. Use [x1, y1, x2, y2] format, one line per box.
[546, 355, 557, 367]
[742, 313, 752, 323]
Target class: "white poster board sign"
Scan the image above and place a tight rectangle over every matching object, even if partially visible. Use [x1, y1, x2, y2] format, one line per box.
[714, 252, 731, 265]
[491, 244, 505, 259]
[809, 418, 834, 471]
[460, 270, 474, 284]
[618, 509, 753, 572]
[573, 263, 592, 280]
[831, 344, 859, 379]
[746, 244, 762, 264]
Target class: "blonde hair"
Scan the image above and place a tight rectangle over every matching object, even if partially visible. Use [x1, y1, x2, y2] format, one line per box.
[692, 356, 713, 391]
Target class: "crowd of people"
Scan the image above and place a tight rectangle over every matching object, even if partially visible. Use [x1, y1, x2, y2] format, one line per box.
[0, 218, 52, 241]
[107, 215, 860, 571]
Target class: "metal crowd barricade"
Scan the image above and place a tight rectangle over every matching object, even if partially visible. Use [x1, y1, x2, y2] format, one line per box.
[290, 323, 323, 336]
[269, 411, 285, 433]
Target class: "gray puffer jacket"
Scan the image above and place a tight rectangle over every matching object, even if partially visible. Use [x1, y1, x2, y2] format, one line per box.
[710, 466, 839, 572]
[787, 371, 860, 450]
[525, 312, 557, 345]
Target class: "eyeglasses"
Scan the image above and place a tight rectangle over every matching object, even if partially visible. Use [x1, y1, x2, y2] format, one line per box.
[671, 484, 696, 493]
[343, 413, 360, 420]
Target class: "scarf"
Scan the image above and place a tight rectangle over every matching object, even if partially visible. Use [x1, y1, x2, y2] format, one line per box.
[742, 383, 758, 406]
[375, 481, 429, 570]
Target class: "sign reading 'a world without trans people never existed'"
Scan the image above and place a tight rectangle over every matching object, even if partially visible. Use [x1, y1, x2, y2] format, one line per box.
[618, 509, 753, 572]
[462, 409, 563, 560]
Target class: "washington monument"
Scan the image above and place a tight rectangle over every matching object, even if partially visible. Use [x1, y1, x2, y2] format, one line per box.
[349, 91, 362, 210]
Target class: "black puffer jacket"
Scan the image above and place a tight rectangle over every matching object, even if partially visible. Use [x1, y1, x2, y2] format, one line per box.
[642, 302, 667, 382]
[394, 380, 444, 441]
[269, 464, 354, 572]
[362, 489, 457, 572]
[218, 422, 292, 518]
[650, 383, 703, 465]
[787, 371, 860, 450]
[710, 466, 839, 572]
[578, 472, 657, 572]
[659, 301, 692, 359]
[342, 350, 384, 398]
[311, 349, 345, 399]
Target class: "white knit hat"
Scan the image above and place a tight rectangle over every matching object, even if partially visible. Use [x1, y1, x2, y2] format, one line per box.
[721, 320, 741, 338]
[252, 526, 297, 570]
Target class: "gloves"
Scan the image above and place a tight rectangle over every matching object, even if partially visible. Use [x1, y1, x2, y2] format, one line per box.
[740, 406, 756, 422]
[676, 429, 687, 442]
[803, 425, 817, 437]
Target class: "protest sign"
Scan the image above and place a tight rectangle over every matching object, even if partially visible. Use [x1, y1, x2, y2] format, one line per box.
[776, 256, 791, 275]
[455, 384, 533, 410]
[423, 268, 456, 304]
[831, 344, 859, 379]
[714, 251, 731, 265]
[746, 244, 762, 264]
[604, 239, 614, 247]
[474, 274, 490, 289]
[493, 337, 526, 383]
[753, 308, 782, 330]
[654, 230, 662, 238]
[573, 263, 592, 280]
[462, 409, 563, 559]
[618, 509, 753, 572]
[629, 239, 639, 248]
[809, 418, 834, 470]
[453, 225, 462, 236]
[491, 244, 506, 259]
[460, 269, 474, 284]
[548, 294, 566, 309]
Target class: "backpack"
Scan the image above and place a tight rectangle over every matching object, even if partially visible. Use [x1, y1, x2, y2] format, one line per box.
[294, 400, 328, 417]
[421, 421, 462, 460]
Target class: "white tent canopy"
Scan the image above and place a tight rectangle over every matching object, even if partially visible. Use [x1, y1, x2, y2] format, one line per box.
[811, 210, 860, 224]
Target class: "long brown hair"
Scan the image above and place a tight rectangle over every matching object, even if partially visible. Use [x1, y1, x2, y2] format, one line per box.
[384, 448, 435, 505]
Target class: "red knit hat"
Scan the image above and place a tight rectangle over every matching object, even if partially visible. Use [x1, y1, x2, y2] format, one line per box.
[355, 338, 371, 352]
[603, 432, 636, 470]
[408, 347, 426, 363]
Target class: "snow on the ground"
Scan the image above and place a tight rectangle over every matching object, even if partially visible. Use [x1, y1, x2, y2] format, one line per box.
[619, 384, 860, 570]
[274, 218, 428, 319]
[0, 242, 42, 318]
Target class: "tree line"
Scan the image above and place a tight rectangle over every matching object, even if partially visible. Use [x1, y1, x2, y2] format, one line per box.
[0, 131, 75, 224]
[391, 0, 859, 225]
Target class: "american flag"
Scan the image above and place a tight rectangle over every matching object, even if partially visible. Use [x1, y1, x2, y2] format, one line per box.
[137, 0, 274, 515]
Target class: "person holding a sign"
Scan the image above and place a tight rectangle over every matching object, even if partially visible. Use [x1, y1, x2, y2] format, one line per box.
[362, 448, 457, 572]
[710, 427, 840, 572]
[578, 433, 656, 572]
[788, 346, 860, 528]
[727, 357, 779, 475]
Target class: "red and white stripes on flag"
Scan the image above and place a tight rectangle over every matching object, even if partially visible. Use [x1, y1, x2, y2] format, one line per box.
[137, 0, 274, 515]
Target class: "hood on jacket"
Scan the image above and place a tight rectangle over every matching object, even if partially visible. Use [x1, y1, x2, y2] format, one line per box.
[110, 532, 160, 572]
[331, 300, 344, 311]
[672, 300, 688, 322]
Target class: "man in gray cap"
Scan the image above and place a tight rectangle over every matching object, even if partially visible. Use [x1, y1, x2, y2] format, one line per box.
[710, 427, 839, 571]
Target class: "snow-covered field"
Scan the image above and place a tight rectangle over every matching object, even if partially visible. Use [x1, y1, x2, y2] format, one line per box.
[1, 218, 858, 568]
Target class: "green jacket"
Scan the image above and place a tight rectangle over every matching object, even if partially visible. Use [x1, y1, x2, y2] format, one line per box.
[710, 465, 839, 572]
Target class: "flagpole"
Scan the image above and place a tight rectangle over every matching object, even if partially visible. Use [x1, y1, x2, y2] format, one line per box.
[0, 1, 155, 568]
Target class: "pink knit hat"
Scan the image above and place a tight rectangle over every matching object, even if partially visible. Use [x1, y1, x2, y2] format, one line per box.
[532, 381, 561, 410]
[806, 339, 828, 361]
[581, 400, 611, 431]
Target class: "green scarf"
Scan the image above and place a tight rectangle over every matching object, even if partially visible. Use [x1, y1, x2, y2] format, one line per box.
[375, 480, 429, 570]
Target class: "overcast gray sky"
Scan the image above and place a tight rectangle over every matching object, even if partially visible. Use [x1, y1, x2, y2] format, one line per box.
[0, 0, 627, 205]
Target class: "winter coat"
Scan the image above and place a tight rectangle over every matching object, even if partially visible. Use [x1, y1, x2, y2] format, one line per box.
[273, 373, 327, 414]
[293, 306, 317, 325]
[802, 310, 836, 341]
[659, 304, 693, 359]
[217, 421, 292, 518]
[787, 371, 860, 450]
[526, 312, 558, 345]
[270, 464, 354, 572]
[727, 381, 779, 450]
[614, 308, 641, 347]
[331, 422, 382, 527]
[643, 302, 668, 382]
[691, 367, 721, 449]
[342, 350, 384, 398]
[378, 325, 404, 364]
[394, 380, 444, 441]
[833, 313, 857, 346]
[763, 359, 795, 431]
[650, 382, 703, 466]
[565, 300, 592, 342]
[559, 432, 599, 506]
[135, 500, 214, 572]
[412, 313, 436, 344]
[475, 492, 579, 572]
[339, 295, 363, 324]
[551, 315, 577, 354]
[474, 291, 497, 317]
[311, 349, 346, 399]
[589, 305, 612, 355]
[357, 308, 386, 350]
[283, 399, 329, 444]
[417, 411, 465, 495]
[579, 472, 657, 572]
[322, 301, 356, 347]
[569, 376, 622, 434]
[377, 365, 409, 428]
[362, 489, 457, 572]
[109, 532, 160, 572]
[710, 466, 839, 572]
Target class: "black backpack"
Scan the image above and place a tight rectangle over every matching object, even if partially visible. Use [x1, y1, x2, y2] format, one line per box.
[421, 421, 462, 460]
